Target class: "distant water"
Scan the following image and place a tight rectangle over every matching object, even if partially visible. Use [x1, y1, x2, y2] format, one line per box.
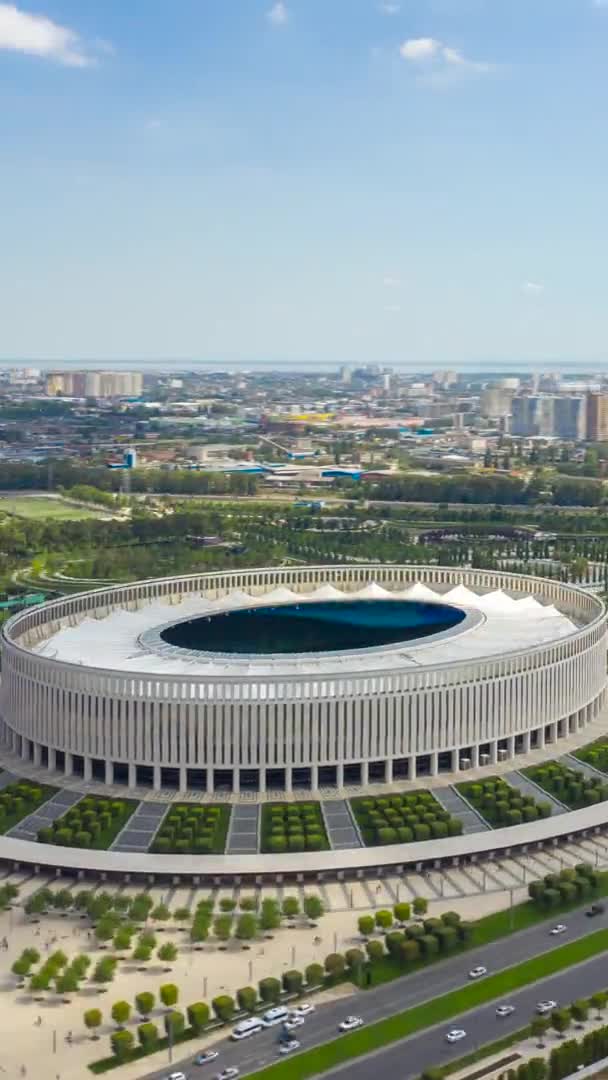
[161, 598, 465, 655]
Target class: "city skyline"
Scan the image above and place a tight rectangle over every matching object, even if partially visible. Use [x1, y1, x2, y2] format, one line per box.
[1, 1, 608, 365]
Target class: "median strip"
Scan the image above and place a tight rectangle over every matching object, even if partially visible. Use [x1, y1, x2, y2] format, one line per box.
[245, 928, 608, 1080]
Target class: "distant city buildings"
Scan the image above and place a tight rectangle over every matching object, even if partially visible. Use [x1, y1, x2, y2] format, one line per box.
[45, 370, 143, 398]
[511, 394, 587, 439]
[586, 393, 608, 442]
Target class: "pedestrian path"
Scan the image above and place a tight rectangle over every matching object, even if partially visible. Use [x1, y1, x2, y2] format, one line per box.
[7, 789, 82, 841]
[322, 800, 362, 849]
[561, 753, 607, 783]
[111, 801, 167, 853]
[506, 770, 567, 814]
[433, 785, 489, 834]
[226, 804, 258, 855]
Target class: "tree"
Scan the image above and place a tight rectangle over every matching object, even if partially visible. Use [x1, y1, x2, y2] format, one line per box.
[551, 1008, 571, 1039]
[113, 927, 133, 952]
[160, 984, 179, 1010]
[260, 899, 281, 931]
[92, 957, 116, 984]
[282, 896, 300, 918]
[305, 963, 324, 987]
[394, 902, 411, 923]
[173, 907, 191, 924]
[158, 943, 178, 965]
[84, 1008, 103, 1039]
[55, 970, 79, 997]
[365, 940, 385, 961]
[11, 957, 32, 980]
[375, 910, 393, 930]
[259, 977, 281, 1004]
[571, 1000, 589, 1026]
[164, 1010, 185, 1040]
[324, 953, 346, 980]
[303, 895, 324, 921]
[212, 995, 235, 1021]
[187, 1001, 210, 1033]
[237, 986, 258, 1012]
[282, 969, 303, 994]
[413, 897, 428, 916]
[151, 903, 171, 922]
[236, 913, 258, 940]
[591, 991, 607, 1019]
[213, 915, 232, 942]
[358, 915, 375, 937]
[531, 1017, 549, 1048]
[133, 944, 152, 964]
[111, 1001, 131, 1029]
[110, 1029, 134, 1061]
[137, 1022, 159, 1052]
[135, 991, 155, 1018]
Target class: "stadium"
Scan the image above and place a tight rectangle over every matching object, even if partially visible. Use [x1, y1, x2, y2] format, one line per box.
[0, 564, 606, 800]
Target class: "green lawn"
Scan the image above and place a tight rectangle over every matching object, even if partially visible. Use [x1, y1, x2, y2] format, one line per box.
[245, 930, 608, 1080]
[0, 496, 102, 520]
[260, 801, 329, 853]
[37, 795, 139, 850]
[150, 802, 231, 854]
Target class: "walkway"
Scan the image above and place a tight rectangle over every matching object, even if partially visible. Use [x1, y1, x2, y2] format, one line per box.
[322, 799, 362, 850]
[561, 753, 607, 783]
[7, 788, 82, 841]
[506, 770, 567, 815]
[433, 785, 489, 835]
[111, 802, 167, 853]
[225, 804, 258, 855]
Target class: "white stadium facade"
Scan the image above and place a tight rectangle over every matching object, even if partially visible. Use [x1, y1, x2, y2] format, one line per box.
[0, 564, 606, 801]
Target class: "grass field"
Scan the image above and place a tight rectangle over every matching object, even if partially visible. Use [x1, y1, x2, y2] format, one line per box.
[0, 496, 103, 520]
[246, 929, 608, 1080]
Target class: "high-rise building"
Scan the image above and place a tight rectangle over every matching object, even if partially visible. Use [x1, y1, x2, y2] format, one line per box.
[554, 396, 587, 440]
[45, 370, 143, 398]
[586, 393, 608, 442]
[480, 387, 514, 418]
[511, 395, 555, 437]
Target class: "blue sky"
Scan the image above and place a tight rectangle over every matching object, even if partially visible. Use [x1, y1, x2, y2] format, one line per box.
[1, 0, 607, 367]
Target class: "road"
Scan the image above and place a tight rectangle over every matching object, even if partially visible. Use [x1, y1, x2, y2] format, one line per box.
[144, 904, 608, 1080]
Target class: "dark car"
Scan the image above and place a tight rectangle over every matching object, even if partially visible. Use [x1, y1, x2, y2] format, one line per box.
[586, 903, 605, 917]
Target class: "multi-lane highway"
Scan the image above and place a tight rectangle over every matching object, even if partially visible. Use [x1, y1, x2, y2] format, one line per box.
[144, 903, 608, 1080]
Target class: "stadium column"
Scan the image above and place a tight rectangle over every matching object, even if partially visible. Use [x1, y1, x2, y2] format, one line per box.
[128, 763, 136, 788]
[470, 745, 479, 769]
[104, 760, 113, 785]
[409, 756, 417, 781]
[64, 752, 73, 777]
[233, 768, 240, 795]
[206, 766, 214, 794]
[285, 767, 293, 794]
[522, 731, 531, 754]
[153, 765, 161, 792]
[83, 757, 92, 782]
[490, 741, 498, 764]
[430, 752, 439, 776]
[451, 748, 459, 773]
[385, 759, 393, 784]
[179, 766, 187, 793]
[361, 761, 369, 786]
[33, 743, 41, 767]
[506, 735, 515, 759]
[337, 763, 344, 788]
[310, 765, 318, 793]
[48, 747, 56, 772]
[537, 726, 546, 750]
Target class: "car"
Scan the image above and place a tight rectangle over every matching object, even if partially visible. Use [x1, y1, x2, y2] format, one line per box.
[279, 1039, 301, 1055]
[194, 1050, 219, 1065]
[587, 903, 605, 917]
[550, 924, 567, 935]
[339, 1016, 364, 1032]
[284, 1016, 305, 1031]
[214, 1071, 239, 1080]
[468, 966, 487, 979]
[496, 1005, 516, 1018]
[290, 1003, 316, 1018]
[536, 1000, 558, 1015]
[166, 1074, 187, 1080]
[445, 1029, 467, 1043]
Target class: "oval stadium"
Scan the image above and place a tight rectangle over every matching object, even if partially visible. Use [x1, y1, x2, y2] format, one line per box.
[1, 564, 605, 800]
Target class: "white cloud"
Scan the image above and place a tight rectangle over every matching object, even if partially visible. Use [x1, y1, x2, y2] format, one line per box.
[399, 37, 440, 61]
[400, 35, 491, 75]
[0, 2, 93, 66]
[267, 1, 288, 25]
[379, 2, 401, 13]
[522, 281, 545, 294]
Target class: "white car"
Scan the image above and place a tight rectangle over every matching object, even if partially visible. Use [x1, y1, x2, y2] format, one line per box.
[291, 1003, 316, 1018]
[496, 1005, 516, 1018]
[284, 1016, 305, 1031]
[550, 925, 567, 936]
[166, 1074, 187, 1080]
[214, 1071, 239, 1080]
[279, 1039, 301, 1055]
[446, 1029, 467, 1043]
[536, 1000, 558, 1015]
[194, 1050, 219, 1065]
[339, 1016, 364, 1032]
[468, 966, 487, 979]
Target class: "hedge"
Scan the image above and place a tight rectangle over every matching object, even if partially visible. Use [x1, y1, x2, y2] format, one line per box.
[260, 801, 329, 854]
[36, 795, 138, 850]
[0, 780, 56, 835]
[525, 761, 608, 810]
[576, 738, 608, 775]
[350, 790, 462, 847]
[458, 776, 551, 828]
[150, 803, 231, 854]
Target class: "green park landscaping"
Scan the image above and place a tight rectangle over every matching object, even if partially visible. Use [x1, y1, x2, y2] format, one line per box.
[458, 776, 552, 827]
[0, 780, 56, 834]
[350, 790, 463, 847]
[36, 795, 138, 850]
[260, 801, 329, 853]
[150, 802, 231, 854]
[524, 762, 608, 810]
